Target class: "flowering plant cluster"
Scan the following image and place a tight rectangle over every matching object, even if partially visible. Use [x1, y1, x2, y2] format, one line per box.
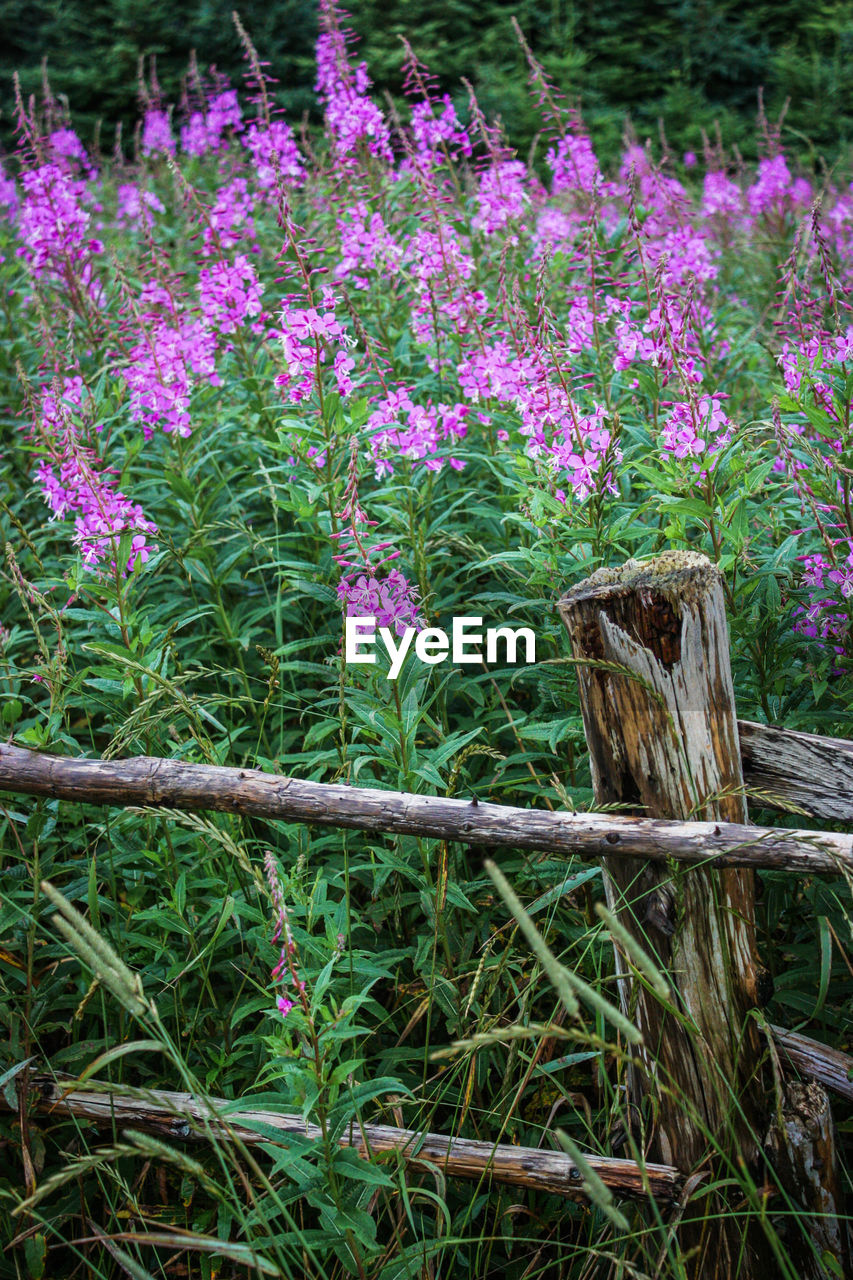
[332, 449, 422, 637]
[181, 88, 244, 156]
[264, 851, 307, 1018]
[33, 379, 157, 573]
[3, 2, 849, 666]
[4, 7, 853, 1277]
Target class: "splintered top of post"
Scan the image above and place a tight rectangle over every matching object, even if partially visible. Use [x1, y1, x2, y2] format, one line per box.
[558, 551, 718, 612]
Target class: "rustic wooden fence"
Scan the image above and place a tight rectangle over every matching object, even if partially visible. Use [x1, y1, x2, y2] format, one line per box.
[2, 551, 852, 1278]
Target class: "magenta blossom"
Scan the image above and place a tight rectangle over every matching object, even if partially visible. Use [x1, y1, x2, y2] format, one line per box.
[274, 289, 356, 403]
[181, 88, 243, 156]
[794, 550, 852, 657]
[18, 163, 102, 278]
[244, 121, 306, 192]
[33, 381, 157, 575]
[315, 8, 393, 167]
[198, 254, 264, 334]
[141, 109, 175, 157]
[201, 177, 255, 255]
[332, 498, 422, 638]
[116, 183, 165, 229]
[547, 132, 601, 196]
[660, 394, 734, 469]
[410, 95, 472, 168]
[264, 852, 305, 1021]
[122, 286, 220, 438]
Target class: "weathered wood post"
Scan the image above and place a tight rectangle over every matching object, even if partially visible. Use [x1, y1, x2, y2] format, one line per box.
[558, 551, 846, 1279]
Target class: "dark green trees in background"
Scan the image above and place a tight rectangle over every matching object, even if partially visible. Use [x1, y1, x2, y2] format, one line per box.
[349, 0, 853, 167]
[1, 0, 317, 154]
[2, 0, 852, 166]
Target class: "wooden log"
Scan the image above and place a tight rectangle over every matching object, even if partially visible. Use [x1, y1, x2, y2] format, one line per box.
[0, 744, 851, 874]
[771, 1026, 853, 1102]
[557, 555, 763, 1160]
[558, 552, 846, 1279]
[738, 720, 853, 822]
[13, 1075, 684, 1205]
[764, 1081, 850, 1267]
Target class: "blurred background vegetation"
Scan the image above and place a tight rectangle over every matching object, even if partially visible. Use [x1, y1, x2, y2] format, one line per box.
[2, 0, 853, 169]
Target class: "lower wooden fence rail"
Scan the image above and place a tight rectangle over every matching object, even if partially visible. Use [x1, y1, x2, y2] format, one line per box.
[5, 1025, 850, 1203]
[4, 1028, 851, 1205]
[0, 743, 852, 874]
[4, 1076, 684, 1206]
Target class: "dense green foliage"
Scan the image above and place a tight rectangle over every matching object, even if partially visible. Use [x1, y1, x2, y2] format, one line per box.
[2, 0, 853, 167]
[1, 18, 853, 1279]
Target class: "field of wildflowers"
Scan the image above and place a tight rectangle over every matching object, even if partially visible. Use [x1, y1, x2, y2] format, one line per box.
[1, 3, 852, 1277]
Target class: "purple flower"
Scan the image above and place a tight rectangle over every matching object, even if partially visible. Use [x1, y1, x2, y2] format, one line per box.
[116, 183, 165, 229]
[337, 567, 422, 636]
[122, 288, 220, 438]
[0, 161, 17, 217]
[141, 109, 175, 157]
[794, 551, 851, 656]
[366, 391, 469, 476]
[332, 494, 422, 637]
[315, 6, 393, 167]
[181, 89, 243, 156]
[198, 254, 264, 334]
[48, 127, 95, 177]
[18, 164, 100, 278]
[201, 177, 255, 255]
[701, 171, 743, 220]
[660, 394, 733, 468]
[547, 132, 601, 196]
[333, 201, 402, 285]
[473, 161, 529, 237]
[828, 554, 853, 600]
[244, 121, 306, 192]
[274, 291, 356, 404]
[747, 154, 794, 216]
[33, 381, 157, 575]
[181, 112, 210, 158]
[410, 95, 472, 168]
[264, 852, 304, 1020]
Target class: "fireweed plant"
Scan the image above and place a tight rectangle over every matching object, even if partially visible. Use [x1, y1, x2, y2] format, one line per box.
[0, 3, 852, 1276]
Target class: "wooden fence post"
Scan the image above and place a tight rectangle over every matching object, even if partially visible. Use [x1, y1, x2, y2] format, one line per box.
[558, 551, 847, 1279]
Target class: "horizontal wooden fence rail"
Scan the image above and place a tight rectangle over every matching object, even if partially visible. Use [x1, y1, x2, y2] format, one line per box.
[0, 744, 851, 874]
[8, 1076, 685, 1206]
[772, 1026, 853, 1102]
[738, 720, 853, 822]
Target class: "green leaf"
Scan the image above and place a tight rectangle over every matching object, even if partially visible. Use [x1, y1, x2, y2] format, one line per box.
[811, 916, 832, 1020]
[24, 1234, 47, 1280]
[75, 1041, 168, 1084]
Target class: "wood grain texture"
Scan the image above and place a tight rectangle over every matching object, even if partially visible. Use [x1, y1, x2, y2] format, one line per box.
[0, 744, 851, 873]
[764, 1080, 850, 1268]
[772, 1026, 853, 1102]
[13, 1076, 684, 1204]
[557, 553, 764, 1177]
[739, 720, 853, 821]
[557, 552, 847, 1279]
